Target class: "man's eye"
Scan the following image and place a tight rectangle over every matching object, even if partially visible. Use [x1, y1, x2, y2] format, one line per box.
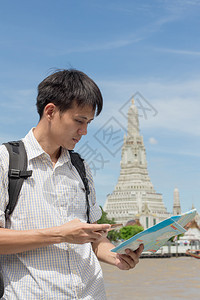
[76, 120, 83, 124]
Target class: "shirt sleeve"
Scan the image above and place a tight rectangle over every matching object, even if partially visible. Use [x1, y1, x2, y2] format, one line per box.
[0, 146, 9, 228]
[84, 161, 102, 223]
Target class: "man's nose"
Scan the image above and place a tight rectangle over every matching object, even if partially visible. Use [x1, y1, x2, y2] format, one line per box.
[78, 124, 87, 135]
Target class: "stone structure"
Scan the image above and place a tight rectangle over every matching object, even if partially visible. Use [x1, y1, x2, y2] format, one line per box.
[104, 97, 170, 229]
[173, 188, 181, 215]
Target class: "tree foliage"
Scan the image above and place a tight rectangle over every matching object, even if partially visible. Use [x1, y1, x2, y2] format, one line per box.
[120, 225, 144, 240]
[97, 206, 120, 241]
[97, 206, 144, 242]
[97, 206, 115, 225]
[107, 229, 121, 242]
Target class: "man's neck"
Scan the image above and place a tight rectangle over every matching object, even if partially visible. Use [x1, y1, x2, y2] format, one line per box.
[33, 125, 61, 165]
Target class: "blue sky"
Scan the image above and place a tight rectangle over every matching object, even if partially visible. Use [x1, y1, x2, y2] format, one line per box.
[0, 0, 200, 214]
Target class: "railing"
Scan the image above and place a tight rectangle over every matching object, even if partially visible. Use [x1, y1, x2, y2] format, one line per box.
[141, 240, 200, 258]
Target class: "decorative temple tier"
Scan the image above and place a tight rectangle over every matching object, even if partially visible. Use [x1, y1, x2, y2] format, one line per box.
[104, 97, 171, 229]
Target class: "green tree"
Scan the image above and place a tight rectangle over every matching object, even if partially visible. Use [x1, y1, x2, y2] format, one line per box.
[97, 207, 121, 241]
[107, 229, 121, 242]
[97, 206, 115, 225]
[120, 225, 144, 240]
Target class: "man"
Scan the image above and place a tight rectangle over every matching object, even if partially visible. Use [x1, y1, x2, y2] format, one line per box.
[0, 70, 143, 299]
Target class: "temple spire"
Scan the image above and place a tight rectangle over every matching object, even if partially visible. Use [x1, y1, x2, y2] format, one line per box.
[104, 97, 170, 229]
[127, 96, 140, 138]
[173, 188, 181, 215]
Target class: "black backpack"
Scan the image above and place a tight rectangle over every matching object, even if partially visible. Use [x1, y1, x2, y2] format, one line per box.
[0, 140, 90, 298]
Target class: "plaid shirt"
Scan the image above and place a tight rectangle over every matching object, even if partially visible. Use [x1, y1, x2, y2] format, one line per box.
[0, 129, 106, 299]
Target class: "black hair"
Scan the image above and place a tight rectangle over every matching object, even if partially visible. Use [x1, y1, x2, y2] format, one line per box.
[36, 69, 103, 119]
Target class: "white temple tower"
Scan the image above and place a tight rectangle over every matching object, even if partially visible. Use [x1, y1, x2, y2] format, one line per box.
[173, 188, 181, 215]
[103, 97, 170, 229]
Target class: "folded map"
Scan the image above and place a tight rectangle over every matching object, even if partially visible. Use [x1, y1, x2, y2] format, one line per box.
[111, 209, 197, 254]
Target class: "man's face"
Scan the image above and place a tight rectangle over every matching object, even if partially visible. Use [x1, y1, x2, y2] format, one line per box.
[50, 102, 95, 150]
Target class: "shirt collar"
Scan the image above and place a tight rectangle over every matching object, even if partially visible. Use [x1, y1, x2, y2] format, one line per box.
[23, 128, 71, 165]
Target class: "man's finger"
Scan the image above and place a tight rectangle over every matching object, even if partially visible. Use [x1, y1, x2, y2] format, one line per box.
[135, 244, 144, 256]
[91, 224, 111, 232]
[118, 253, 136, 268]
[125, 249, 139, 265]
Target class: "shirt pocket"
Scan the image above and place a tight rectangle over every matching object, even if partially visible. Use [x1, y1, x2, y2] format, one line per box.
[58, 181, 87, 221]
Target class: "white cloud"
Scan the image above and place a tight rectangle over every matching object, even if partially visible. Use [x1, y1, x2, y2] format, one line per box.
[47, 36, 144, 56]
[155, 48, 200, 56]
[37, 4, 182, 57]
[149, 137, 158, 145]
[97, 77, 200, 136]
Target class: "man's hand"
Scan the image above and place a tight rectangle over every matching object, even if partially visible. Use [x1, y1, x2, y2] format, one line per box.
[59, 218, 111, 244]
[0, 220, 110, 255]
[115, 244, 144, 270]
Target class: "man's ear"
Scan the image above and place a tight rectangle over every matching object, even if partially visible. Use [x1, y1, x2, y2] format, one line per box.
[44, 103, 57, 120]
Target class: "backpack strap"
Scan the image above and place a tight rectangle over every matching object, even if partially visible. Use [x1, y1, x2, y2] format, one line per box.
[0, 272, 4, 298]
[3, 141, 32, 219]
[69, 150, 90, 223]
[2, 142, 89, 222]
